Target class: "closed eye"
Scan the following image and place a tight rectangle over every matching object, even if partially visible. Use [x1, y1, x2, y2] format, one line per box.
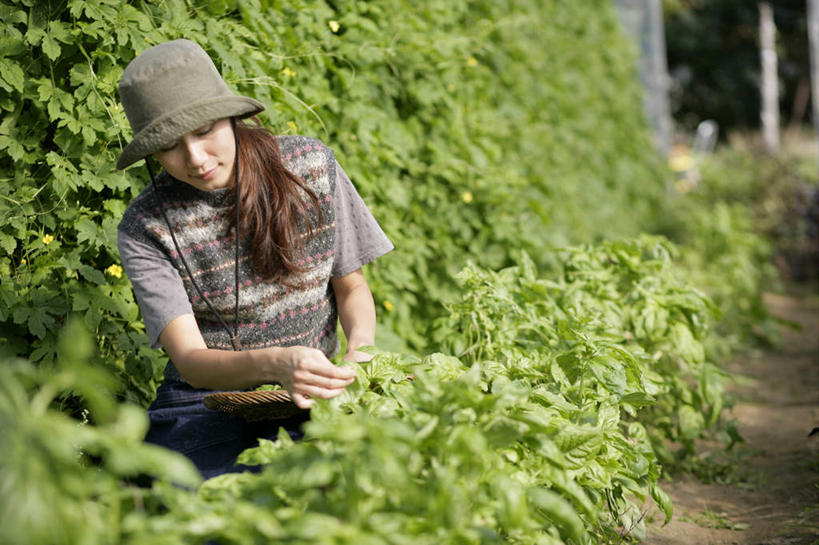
[157, 123, 214, 154]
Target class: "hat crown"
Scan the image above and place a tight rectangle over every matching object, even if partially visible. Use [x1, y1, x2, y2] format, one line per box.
[119, 40, 231, 135]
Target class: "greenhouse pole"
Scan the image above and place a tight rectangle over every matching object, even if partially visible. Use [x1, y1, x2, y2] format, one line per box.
[809, 0, 819, 167]
[612, 0, 672, 156]
[759, 2, 780, 152]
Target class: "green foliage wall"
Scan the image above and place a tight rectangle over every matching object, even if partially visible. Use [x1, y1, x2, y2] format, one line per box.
[0, 0, 666, 403]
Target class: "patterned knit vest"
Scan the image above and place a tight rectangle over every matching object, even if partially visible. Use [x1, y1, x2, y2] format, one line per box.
[118, 136, 338, 385]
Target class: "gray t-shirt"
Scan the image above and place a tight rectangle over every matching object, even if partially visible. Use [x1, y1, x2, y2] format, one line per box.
[118, 161, 393, 348]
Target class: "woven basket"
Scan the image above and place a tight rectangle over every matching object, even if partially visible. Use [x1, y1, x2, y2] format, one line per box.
[203, 390, 307, 421]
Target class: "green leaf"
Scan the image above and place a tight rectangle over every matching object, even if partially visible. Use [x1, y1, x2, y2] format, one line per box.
[24, 7, 46, 46]
[0, 232, 16, 254]
[78, 264, 105, 286]
[677, 404, 705, 441]
[27, 306, 54, 339]
[84, 305, 102, 331]
[29, 339, 58, 363]
[75, 217, 101, 248]
[650, 483, 673, 524]
[49, 21, 72, 44]
[41, 33, 61, 61]
[0, 134, 26, 161]
[554, 424, 602, 457]
[670, 322, 704, 364]
[81, 124, 97, 147]
[0, 58, 24, 93]
[6, 9, 27, 25]
[47, 151, 80, 192]
[12, 305, 29, 325]
[699, 363, 725, 427]
[527, 487, 585, 542]
[596, 401, 619, 429]
[590, 354, 627, 395]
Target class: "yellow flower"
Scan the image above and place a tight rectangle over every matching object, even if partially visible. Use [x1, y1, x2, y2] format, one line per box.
[467, 57, 479, 67]
[20, 258, 26, 265]
[42, 234, 54, 245]
[287, 121, 298, 133]
[383, 300, 395, 312]
[669, 153, 694, 173]
[282, 66, 296, 77]
[461, 191, 473, 203]
[106, 264, 123, 279]
[328, 20, 340, 33]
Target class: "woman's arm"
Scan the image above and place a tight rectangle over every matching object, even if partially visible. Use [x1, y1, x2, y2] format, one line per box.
[330, 268, 377, 362]
[159, 315, 355, 409]
[157, 269, 375, 406]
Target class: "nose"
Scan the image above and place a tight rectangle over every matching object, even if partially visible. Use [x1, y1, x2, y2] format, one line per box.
[183, 139, 208, 168]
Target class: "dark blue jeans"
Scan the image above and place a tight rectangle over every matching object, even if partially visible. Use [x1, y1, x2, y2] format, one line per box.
[145, 381, 309, 479]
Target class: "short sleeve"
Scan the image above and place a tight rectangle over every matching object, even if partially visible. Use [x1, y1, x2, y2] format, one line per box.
[332, 161, 394, 277]
[117, 229, 193, 349]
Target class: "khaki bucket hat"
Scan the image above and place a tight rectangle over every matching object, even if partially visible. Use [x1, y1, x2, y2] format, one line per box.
[116, 39, 265, 170]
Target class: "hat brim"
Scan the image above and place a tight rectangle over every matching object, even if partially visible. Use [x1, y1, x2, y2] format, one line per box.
[116, 96, 265, 170]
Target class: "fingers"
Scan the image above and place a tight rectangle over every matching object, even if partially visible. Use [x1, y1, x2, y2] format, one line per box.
[291, 349, 355, 379]
[290, 381, 347, 409]
[293, 369, 354, 390]
[291, 392, 314, 409]
[290, 372, 353, 399]
[293, 382, 348, 400]
[309, 359, 356, 380]
[283, 346, 356, 405]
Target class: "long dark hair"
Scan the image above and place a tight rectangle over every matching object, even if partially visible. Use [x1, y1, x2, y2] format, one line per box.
[229, 118, 322, 283]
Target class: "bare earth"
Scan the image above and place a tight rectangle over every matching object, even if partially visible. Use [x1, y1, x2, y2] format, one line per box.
[646, 289, 819, 545]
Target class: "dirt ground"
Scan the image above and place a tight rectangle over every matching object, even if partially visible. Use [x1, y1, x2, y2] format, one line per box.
[646, 288, 819, 545]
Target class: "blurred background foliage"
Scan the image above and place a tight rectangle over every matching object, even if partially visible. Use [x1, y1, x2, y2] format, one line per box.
[663, 0, 812, 133]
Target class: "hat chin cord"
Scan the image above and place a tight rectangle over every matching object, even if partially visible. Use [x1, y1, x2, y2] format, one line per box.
[146, 117, 243, 351]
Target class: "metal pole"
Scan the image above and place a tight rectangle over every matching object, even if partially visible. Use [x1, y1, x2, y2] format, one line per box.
[808, 0, 819, 169]
[647, 0, 672, 156]
[759, 2, 780, 152]
[612, 0, 673, 155]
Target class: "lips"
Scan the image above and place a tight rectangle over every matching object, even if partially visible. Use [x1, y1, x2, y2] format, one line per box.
[195, 167, 217, 181]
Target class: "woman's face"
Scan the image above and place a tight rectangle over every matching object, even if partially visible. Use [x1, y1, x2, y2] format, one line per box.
[153, 117, 236, 192]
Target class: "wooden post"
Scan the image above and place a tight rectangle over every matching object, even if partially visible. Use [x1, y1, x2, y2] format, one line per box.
[759, 2, 779, 152]
[808, 0, 819, 166]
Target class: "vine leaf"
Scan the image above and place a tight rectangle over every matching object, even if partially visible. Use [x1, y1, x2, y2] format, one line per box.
[0, 59, 24, 92]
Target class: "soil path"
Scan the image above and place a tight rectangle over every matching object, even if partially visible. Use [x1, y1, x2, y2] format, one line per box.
[646, 289, 819, 545]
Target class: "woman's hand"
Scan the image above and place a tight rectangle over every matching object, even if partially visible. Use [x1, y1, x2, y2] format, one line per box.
[273, 346, 356, 409]
[159, 315, 355, 405]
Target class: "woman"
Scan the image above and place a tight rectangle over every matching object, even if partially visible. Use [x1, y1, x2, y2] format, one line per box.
[115, 39, 393, 478]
